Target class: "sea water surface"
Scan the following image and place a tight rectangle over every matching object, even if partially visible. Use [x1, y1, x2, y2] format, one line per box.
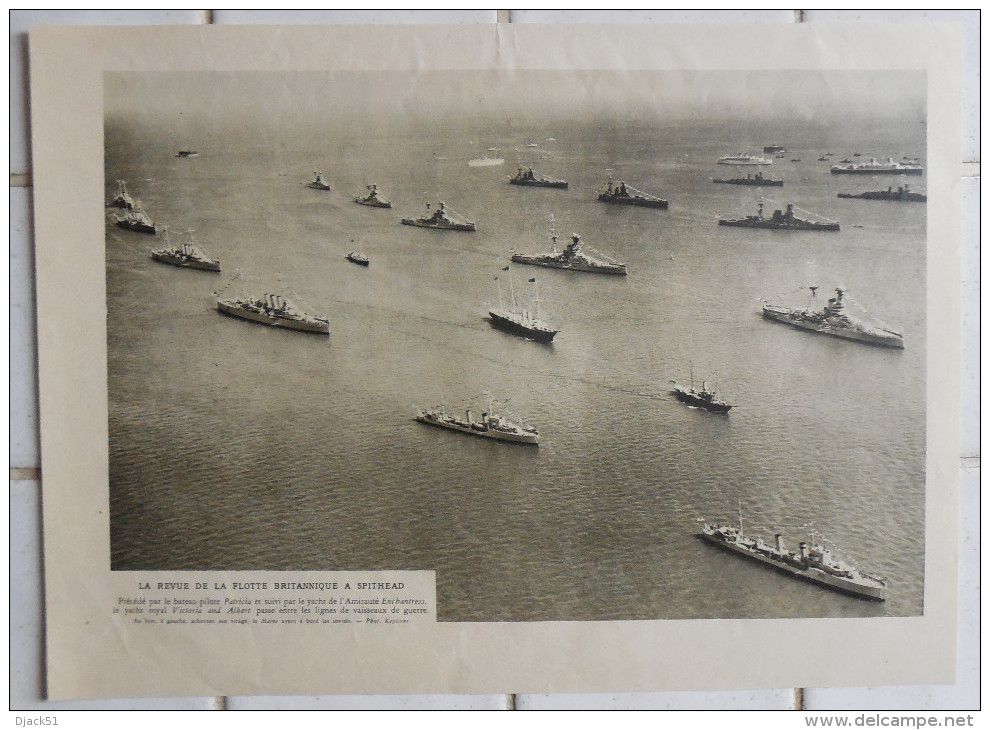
[106, 110, 926, 621]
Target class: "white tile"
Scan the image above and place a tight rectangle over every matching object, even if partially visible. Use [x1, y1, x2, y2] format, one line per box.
[959, 177, 980, 459]
[212, 10, 498, 25]
[510, 10, 795, 23]
[10, 10, 208, 175]
[803, 466, 980, 710]
[10, 187, 38, 470]
[227, 694, 511, 710]
[517, 689, 796, 710]
[10, 480, 220, 710]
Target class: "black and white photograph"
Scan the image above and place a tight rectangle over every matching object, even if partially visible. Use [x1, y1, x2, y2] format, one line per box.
[105, 68, 926, 621]
[28, 21, 965, 700]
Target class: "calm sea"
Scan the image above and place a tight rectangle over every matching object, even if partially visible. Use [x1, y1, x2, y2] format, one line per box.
[106, 112, 926, 621]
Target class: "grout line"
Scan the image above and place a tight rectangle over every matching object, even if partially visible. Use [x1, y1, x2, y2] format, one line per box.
[795, 687, 804, 709]
[10, 173, 32, 187]
[10, 468, 41, 481]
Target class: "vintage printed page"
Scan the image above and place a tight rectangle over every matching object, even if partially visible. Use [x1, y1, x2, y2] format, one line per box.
[31, 23, 962, 700]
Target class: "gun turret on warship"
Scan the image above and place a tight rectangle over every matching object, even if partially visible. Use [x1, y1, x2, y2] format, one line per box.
[718, 201, 839, 231]
[401, 201, 476, 231]
[597, 176, 668, 209]
[415, 392, 539, 445]
[511, 219, 627, 276]
[699, 514, 887, 601]
[761, 287, 904, 349]
[508, 166, 568, 189]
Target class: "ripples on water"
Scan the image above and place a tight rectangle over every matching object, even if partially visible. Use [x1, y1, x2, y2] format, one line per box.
[107, 110, 925, 621]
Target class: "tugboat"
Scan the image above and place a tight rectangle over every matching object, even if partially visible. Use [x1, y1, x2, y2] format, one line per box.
[107, 180, 136, 210]
[712, 171, 783, 187]
[488, 267, 558, 343]
[837, 185, 926, 202]
[415, 392, 539, 445]
[699, 510, 887, 601]
[306, 171, 331, 190]
[150, 228, 220, 272]
[670, 368, 732, 413]
[353, 183, 392, 208]
[511, 218, 626, 275]
[400, 201, 476, 231]
[762, 286, 904, 349]
[115, 208, 157, 234]
[508, 166, 568, 189]
[597, 177, 668, 209]
[718, 201, 839, 231]
[830, 157, 923, 175]
[217, 290, 329, 335]
[717, 153, 773, 165]
[346, 251, 369, 266]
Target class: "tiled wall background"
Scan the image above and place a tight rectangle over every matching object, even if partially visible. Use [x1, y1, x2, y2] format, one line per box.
[9, 10, 979, 711]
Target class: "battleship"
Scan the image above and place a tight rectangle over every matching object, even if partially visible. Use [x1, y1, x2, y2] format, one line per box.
[107, 180, 136, 209]
[354, 183, 391, 208]
[216, 292, 329, 335]
[415, 393, 539, 445]
[511, 220, 626, 276]
[306, 171, 331, 190]
[488, 268, 558, 343]
[508, 166, 568, 189]
[712, 171, 783, 187]
[762, 287, 904, 349]
[597, 177, 668, 209]
[830, 157, 923, 175]
[115, 208, 156, 234]
[837, 185, 926, 202]
[670, 370, 732, 413]
[150, 229, 220, 272]
[717, 153, 773, 165]
[699, 517, 887, 601]
[718, 202, 839, 231]
[400, 201, 476, 231]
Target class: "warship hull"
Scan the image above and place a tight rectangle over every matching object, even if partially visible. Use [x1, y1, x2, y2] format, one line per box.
[116, 218, 156, 234]
[401, 219, 475, 231]
[713, 177, 783, 187]
[719, 218, 839, 231]
[837, 190, 926, 202]
[509, 178, 568, 189]
[762, 306, 904, 349]
[355, 198, 391, 208]
[217, 300, 329, 335]
[698, 531, 886, 601]
[151, 251, 220, 271]
[488, 310, 557, 343]
[510, 253, 627, 275]
[830, 166, 922, 175]
[598, 193, 668, 209]
[415, 413, 538, 444]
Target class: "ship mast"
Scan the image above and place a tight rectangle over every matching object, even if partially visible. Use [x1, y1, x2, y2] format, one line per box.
[530, 277, 542, 320]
